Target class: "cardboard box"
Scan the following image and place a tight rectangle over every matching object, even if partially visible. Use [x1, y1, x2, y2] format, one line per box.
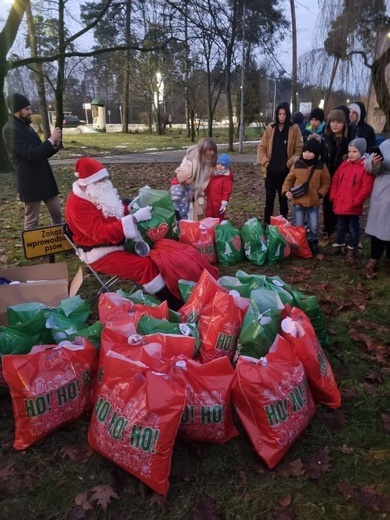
[0, 262, 83, 326]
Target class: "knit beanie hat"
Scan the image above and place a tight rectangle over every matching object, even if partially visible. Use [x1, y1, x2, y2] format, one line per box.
[327, 109, 346, 124]
[309, 108, 325, 122]
[348, 103, 361, 123]
[6, 93, 30, 113]
[303, 137, 322, 157]
[74, 158, 109, 186]
[349, 138, 367, 157]
[217, 153, 230, 168]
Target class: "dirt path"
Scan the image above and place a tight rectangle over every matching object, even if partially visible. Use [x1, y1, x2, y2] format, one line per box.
[50, 146, 258, 166]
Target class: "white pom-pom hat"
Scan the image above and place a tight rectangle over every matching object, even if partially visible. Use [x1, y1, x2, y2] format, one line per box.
[74, 158, 109, 186]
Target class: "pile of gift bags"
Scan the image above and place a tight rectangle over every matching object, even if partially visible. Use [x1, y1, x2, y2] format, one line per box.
[1, 270, 340, 496]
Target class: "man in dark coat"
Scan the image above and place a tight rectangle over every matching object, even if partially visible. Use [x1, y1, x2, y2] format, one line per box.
[2, 93, 62, 229]
[348, 102, 376, 153]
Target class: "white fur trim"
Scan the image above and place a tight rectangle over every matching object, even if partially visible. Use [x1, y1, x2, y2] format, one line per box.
[77, 245, 125, 264]
[348, 103, 361, 123]
[143, 274, 165, 295]
[121, 214, 137, 239]
[72, 181, 90, 199]
[77, 168, 109, 186]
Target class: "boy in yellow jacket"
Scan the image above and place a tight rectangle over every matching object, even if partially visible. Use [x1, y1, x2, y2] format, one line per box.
[282, 136, 331, 255]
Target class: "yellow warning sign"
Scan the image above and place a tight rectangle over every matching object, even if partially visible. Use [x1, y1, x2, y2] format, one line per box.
[22, 225, 73, 259]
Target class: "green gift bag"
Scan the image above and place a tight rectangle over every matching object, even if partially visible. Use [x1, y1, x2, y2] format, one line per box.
[65, 322, 103, 349]
[263, 276, 294, 305]
[178, 279, 196, 303]
[117, 288, 160, 306]
[136, 315, 201, 353]
[7, 302, 48, 325]
[58, 295, 91, 323]
[45, 313, 88, 343]
[132, 206, 175, 247]
[266, 225, 290, 265]
[236, 305, 282, 360]
[235, 270, 267, 291]
[241, 218, 268, 266]
[138, 186, 174, 212]
[0, 312, 52, 396]
[215, 221, 245, 266]
[218, 276, 251, 298]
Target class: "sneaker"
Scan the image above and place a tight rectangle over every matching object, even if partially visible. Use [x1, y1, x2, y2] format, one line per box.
[319, 233, 330, 247]
[332, 242, 346, 248]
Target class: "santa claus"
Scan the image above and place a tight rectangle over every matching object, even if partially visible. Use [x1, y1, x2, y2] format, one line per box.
[65, 158, 218, 309]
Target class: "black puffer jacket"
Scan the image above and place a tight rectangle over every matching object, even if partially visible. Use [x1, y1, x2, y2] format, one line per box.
[349, 102, 376, 153]
[2, 115, 59, 202]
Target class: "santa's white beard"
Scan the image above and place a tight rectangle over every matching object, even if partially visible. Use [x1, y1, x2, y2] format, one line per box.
[85, 180, 125, 219]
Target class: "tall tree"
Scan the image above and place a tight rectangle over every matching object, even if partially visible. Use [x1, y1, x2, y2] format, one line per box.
[290, 0, 297, 111]
[25, 0, 51, 137]
[0, 0, 29, 172]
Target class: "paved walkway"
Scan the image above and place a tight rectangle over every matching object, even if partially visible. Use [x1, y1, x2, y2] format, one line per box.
[50, 143, 259, 166]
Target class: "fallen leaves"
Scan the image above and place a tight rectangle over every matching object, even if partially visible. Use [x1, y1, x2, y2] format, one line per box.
[338, 444, 354, 455]
[318, 409, 346, 432]
[275, 458, 305, 478]
[90, 484, 119, 511]
[348, 324, 389, 366]
[337, 482, 390, 513]
[381, 414, 390, 434]
[75, 492, 93, 511]
[60, 444, 94, 464]
[305, 448, 331, 480]
[0, 463, 16, 481]
[348, 329, 375, 351]
[191, 496, 221, 520]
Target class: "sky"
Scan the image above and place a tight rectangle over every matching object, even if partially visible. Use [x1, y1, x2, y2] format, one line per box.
[0, 0, 320, 73]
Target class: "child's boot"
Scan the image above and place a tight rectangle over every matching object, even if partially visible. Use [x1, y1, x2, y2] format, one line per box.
[346, 246, 356, 265]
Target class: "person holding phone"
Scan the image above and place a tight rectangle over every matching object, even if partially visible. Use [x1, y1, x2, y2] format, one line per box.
[364, 140, 390, 278]
[2, 93, 62, 230]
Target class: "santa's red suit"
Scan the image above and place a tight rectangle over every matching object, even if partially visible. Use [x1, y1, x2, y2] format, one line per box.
[65, 158, 218, 299]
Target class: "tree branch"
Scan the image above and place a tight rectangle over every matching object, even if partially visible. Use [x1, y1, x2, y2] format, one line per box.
[8, 39, 179, 70]
[65, 0, 114, 47]
[345, 50, 373, 68]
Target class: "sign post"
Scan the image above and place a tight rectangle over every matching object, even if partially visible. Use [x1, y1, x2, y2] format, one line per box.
[82, 102, 91, 124]
[21, 225, 73, 260]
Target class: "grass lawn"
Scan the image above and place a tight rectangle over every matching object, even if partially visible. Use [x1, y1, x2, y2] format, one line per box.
[57, 127, 262, 159]
[0, 162, 389, 520]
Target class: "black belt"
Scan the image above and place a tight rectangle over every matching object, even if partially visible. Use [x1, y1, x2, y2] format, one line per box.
[78, 242, 124, 252]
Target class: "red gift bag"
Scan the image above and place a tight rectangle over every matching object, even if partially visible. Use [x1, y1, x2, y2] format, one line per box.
[179, 217, 219, 263]
[281, 307, 341, 409]
[3, 339, 98, 450]
[270, 216, 312, 259]
[168, 356, 238, 443]
[98, 292, 168, 325]
[232, 334, 316, 469]
[88, 351, 185, 495]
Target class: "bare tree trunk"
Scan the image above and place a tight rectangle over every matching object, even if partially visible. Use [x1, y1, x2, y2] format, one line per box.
[26, 0, 50, 138]
[226, 52, 234, 152]
[184, 0, 190, 138]
[122, 0, 131, 133]
[290, 0, 298, 112]
[55, 0, 66, 146]
[372, 46, 390, 132]
[324, 56, 340, 114]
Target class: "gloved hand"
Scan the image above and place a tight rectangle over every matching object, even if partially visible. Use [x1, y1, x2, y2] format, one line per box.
[219, 201, 228, 214]
[133, 205, 153, 222]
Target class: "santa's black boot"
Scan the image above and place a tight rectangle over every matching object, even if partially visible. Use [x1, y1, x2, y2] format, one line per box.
[155, 286, 184, 311]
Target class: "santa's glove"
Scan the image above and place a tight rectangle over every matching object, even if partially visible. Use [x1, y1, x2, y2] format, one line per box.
[133, 206, 153, 222]
[219, 201, 228, 214]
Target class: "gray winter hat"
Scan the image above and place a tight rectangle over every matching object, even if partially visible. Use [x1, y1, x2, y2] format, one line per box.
[349, 138, 367, 157]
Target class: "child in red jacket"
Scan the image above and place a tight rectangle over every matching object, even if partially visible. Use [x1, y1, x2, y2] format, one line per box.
[205, 153, 234, 219]
[330, 138, 374, 263]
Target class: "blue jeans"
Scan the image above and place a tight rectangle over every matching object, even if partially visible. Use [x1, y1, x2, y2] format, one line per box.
[293, 205, 319, 242]
[336, 215, 360, 248]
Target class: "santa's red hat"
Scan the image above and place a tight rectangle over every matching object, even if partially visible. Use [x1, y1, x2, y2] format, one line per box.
[74, 158, 109, 186]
